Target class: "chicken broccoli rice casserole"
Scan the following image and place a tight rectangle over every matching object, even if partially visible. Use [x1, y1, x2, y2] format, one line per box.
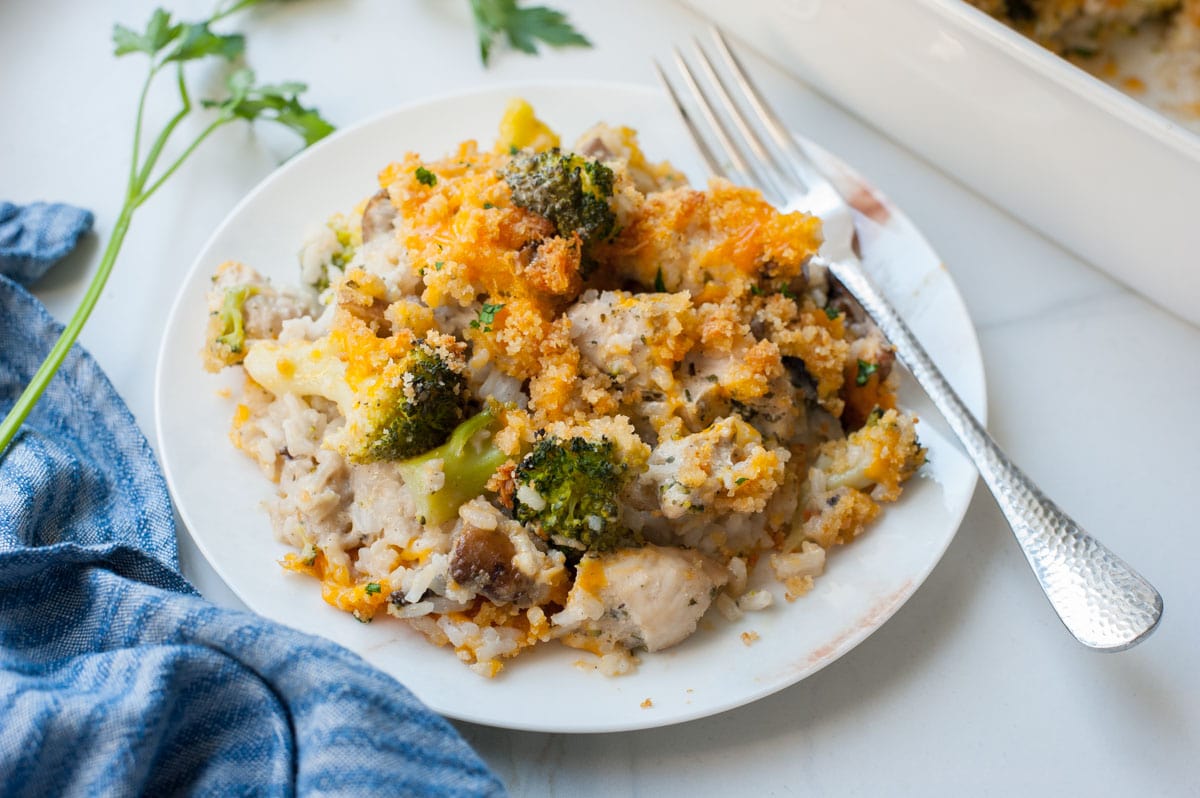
[967, 0, 1200, 53]
[967, 0, 1200, 124]
[201, 100, 925, 677]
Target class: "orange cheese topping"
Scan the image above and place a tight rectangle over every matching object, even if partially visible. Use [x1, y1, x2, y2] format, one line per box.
[609, 178, 822, 302]
[281, 552, 391, 620]
[575, 556, 608, 596]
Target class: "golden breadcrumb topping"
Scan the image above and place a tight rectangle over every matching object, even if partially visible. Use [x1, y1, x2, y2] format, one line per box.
[206, 100, 928, 675]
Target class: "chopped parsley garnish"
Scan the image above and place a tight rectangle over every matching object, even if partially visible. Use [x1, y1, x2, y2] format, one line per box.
[749, 283, 763, 296]
[415, 166, 437, 186]
[470, 302, 506, 332]
[482, 202, 495, 209]
[434, 260, 444, 270]
[735, 477, 748, 485]
[654, 267, 666, 293]
[365, 582, 382, 595]
[856, 359, 878, 386]
[824, 306, 840, 320]
[779, 283, 796, 300]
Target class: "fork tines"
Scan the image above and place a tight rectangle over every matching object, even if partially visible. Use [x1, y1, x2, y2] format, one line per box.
[655, 28, 826, 207]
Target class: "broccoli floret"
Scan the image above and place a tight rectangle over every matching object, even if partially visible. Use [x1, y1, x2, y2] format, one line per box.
[502, 149, 617, 247]
[344, 339, 470, 463]
[396, 406, 510, 526]
[214, 284, 259, 356]
[244, 336, 471, 464]
[511, 435, 635, 554]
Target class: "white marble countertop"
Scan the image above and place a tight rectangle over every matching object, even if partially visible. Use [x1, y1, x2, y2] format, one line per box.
[4, 0, 1197, 794]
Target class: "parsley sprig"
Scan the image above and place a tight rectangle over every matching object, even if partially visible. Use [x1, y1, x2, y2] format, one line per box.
[468, 0, 591, 65]
[470, 302, 506, 333]
[0, 0, 333, 454]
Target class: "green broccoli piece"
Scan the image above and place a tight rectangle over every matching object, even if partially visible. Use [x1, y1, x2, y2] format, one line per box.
[396, 406, 510, 526]
[214, 284, 259, 356]
[345, 339, 470, 463]
[511, 435, 635, 554]
[243, 336, 474, 464]
[501, 149, 617, 247]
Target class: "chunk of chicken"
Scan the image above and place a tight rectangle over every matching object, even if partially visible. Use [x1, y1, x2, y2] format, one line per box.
[552, 544, 729, 653]
[641, 416, 789, 519]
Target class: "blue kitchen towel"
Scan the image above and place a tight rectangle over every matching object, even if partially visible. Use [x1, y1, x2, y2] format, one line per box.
[0, 202, 505, 797]
[0, 201, 94, 285]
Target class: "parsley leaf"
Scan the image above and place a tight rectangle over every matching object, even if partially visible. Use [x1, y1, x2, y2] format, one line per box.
[654, 267, 666, 293]
[113, 8, 245, 63]
[203, 69, 334, 146]
[855, 359, 878, 386]
[112, 8, 178, 57]
[365, 582, 382, 595]
[470, 302, 506, 332]
[824, 306, 840, 320]
[165, 22, 245, 63]
[468, 0, 591, 65]
[415, 166, 437, 186]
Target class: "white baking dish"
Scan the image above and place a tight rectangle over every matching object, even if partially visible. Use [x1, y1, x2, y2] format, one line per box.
[679, 0, 1200, 326]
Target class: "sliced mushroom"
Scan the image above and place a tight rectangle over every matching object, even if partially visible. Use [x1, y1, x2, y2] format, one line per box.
[782, 355, 819, 402]
[575, 134, 614, 162]
[335, 279, 389, 335]
[449, 523, 538, 607]
[361, 189, 399, 244]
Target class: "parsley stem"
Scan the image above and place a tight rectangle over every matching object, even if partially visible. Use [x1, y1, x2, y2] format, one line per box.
[0, 201, 136, 453]
[211, 0, 260, 25]
[0, 102, 232, 454]
[129, 67, 157, 192]
[137, 116, 228, 206]
[133, 66, 193, 197]
[0, 2, 332, 457]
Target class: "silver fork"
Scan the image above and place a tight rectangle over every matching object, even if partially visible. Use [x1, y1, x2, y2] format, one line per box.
[657, 29, 1163, 651]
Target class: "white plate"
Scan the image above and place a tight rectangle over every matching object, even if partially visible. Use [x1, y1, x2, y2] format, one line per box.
[155, 82, 986, 733]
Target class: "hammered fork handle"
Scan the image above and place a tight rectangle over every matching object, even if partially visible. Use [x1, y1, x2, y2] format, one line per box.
[822, 256, 1163, 650]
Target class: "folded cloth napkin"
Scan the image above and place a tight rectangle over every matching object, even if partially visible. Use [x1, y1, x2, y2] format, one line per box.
[0, 202, 504, 797]
[0, 201, 94, 285]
